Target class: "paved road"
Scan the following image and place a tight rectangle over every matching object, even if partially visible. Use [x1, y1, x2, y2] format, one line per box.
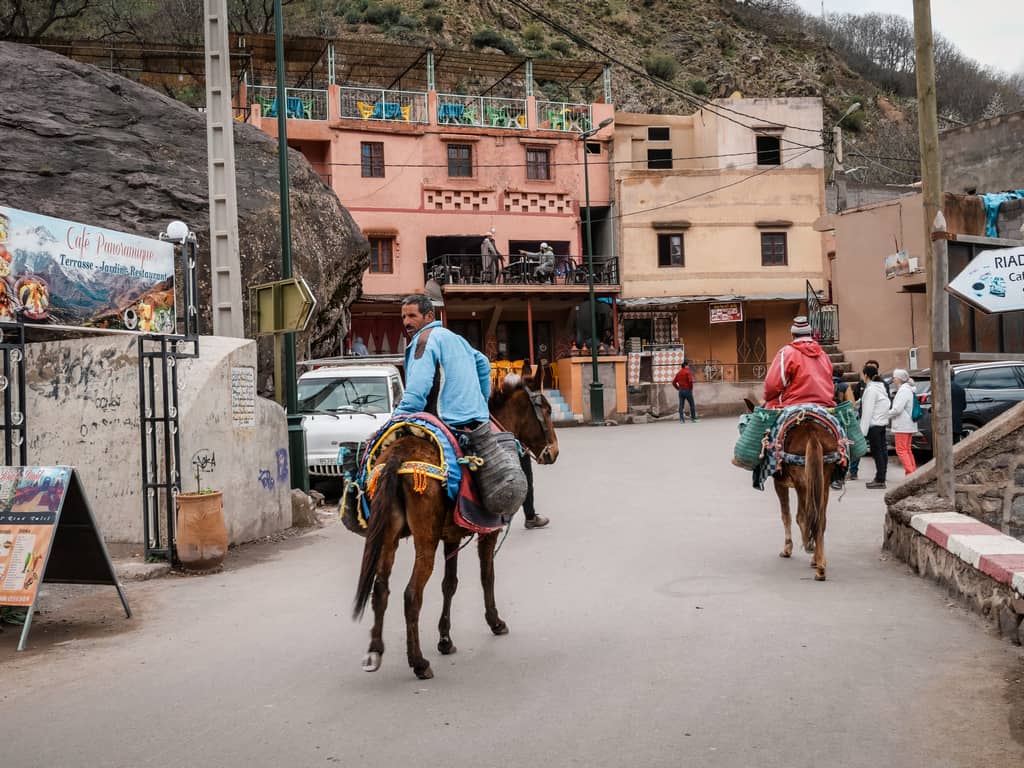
[2, 418, 1023, 768]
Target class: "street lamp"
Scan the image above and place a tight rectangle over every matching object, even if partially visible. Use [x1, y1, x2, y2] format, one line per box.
[832, 102, 861, 213]
[579, 116, 614, 426]
[161, 220, 199, 338]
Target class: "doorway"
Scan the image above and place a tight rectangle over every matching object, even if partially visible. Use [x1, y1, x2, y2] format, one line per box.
[736, 319, 767, 380]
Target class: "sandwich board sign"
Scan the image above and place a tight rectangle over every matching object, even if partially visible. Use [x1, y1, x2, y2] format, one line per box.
[0, 466, 130, 651]
[946, 246, 1024, 314]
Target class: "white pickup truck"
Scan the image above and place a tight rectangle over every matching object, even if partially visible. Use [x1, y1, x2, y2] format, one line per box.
[297, 362, 404, 490]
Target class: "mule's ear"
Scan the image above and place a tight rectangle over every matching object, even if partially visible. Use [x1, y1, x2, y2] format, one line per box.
[743, 397, 757, 413]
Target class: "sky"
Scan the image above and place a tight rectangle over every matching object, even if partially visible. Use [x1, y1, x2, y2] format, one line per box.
[792, 0, 1024, 75]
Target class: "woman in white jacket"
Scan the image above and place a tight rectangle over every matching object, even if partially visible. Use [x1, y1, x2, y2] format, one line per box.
[858, 364, 891, 489]
[888, 368, 917, 475]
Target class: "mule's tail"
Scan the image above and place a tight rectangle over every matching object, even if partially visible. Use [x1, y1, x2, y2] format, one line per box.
[805, 433, 827, 545]
[352, 452, 402, 621]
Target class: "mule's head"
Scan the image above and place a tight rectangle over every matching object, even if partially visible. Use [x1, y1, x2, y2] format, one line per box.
[489, 373, 559, 464]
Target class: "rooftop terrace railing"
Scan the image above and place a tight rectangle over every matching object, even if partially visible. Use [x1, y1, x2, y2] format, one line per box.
[339, 86, 428, 124]
[535, 101, 593, 133]
[248, 85, 329, 120]
[435, 94, 527, 130]
[424, 253, 619, 286]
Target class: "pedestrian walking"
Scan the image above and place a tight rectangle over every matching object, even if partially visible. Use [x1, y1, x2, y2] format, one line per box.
[519, 452, 550, 529]
[859, 363, 889, 489]
[888, 368, 918, 476]
[672, 360, 697, 422]
[951, 369, 967, 443]
[848, 358, 880, 480]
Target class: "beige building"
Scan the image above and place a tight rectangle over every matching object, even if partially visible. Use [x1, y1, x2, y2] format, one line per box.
[611, 97, 827, 383]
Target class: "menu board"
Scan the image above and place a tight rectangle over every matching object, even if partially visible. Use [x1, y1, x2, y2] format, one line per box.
[0, 466, 130, 651]
[0, 466, 70, 606]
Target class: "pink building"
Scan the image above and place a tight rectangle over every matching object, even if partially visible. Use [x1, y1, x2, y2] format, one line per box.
[243, 37, 618, 403]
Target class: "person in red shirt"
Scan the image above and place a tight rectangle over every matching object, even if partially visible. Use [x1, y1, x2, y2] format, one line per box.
[672, 360, 697, 423]
[763, 316, 833, 408]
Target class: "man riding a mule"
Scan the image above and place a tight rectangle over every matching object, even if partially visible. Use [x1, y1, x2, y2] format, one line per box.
[734, 315, 866, 581]
[397, 294, 492, 428]
[763, 315, 833, 408]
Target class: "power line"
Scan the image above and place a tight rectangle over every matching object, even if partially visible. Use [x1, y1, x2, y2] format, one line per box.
[504, 0, 825, 142]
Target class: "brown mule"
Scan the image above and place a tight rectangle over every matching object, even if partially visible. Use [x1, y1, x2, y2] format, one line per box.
[353, 373, 559, 679]
[773, 419, 836, 581]
[743, 399, 836, 581]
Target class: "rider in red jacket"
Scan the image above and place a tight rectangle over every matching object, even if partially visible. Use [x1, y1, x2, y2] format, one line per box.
[763, 316, 833, 408]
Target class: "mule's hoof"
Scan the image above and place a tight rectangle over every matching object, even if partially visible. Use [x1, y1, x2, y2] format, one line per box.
[414, 665, 434, 680]
[438, 637, 457, 655]
[779, 547, 792, 558]
[814, 571, 827, 581]
[491, 620, 509, 636]
[361, 651, 381, 672]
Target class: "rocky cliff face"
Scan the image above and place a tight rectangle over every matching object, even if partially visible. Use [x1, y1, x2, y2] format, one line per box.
[0, 41, 368, 364]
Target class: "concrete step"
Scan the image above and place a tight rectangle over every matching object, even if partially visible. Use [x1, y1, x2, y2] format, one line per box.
[821, 344, 841, 354]
[832, 361, 853, 374]
[828, 352, 846, 363]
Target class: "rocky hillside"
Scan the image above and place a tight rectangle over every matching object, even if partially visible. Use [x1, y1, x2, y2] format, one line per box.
[0, 42, 368, 370]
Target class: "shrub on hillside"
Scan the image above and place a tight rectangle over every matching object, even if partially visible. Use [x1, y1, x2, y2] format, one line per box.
[471, 27, 519, 56]
[522, 23, 545, 45]
[688, 79, 709, 96]
[424, 13, 443, 32]
[643, 53, 678, 81]
[550, 39, 572, 56]
[421, 0, 440, 7]
[363, 2, 401, 26]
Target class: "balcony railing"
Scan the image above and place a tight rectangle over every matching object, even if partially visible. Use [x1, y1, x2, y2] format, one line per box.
[807, 280, 839, 345]
[339, 86, 428, 124]
[435, 93, 527, 129]
[248, 85, 329, 120]
[424, 253, 618, 286]
[536, 101, 593, 133]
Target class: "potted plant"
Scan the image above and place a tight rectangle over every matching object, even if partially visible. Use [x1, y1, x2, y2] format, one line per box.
[175, 450, 227, 572]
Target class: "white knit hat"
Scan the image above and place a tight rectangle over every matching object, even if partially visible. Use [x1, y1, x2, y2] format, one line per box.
[790, 316, 813, 336]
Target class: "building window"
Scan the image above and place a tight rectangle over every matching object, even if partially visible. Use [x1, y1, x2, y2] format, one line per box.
[361, 142, 384, 177]
[368, 236, 394, 273]
[761, 232, 787, 266]
[756, 134, 781, 166]
[657, 234, 684, 267]
[447, 143, 473, 177]
[585, 141, 602, 155]
[648, 126, 670, 141]
[526, 148, 551, 180]
[647, 148, 673, 170]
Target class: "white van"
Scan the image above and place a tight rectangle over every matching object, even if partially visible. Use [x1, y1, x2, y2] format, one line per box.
[297, 363, 404, 486]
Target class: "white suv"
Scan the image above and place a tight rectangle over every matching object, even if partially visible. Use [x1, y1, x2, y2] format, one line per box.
[297, 364, 404, 486]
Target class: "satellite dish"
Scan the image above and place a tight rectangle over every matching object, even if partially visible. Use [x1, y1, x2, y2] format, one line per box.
[424, 279, 444, 306]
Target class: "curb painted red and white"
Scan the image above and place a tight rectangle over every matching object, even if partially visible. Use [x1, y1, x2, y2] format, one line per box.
[910, 512, 1024, 598]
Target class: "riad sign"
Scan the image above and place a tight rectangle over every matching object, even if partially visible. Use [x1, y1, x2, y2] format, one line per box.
[947, 246, 1024, 314]
[0, 206, 176, 333]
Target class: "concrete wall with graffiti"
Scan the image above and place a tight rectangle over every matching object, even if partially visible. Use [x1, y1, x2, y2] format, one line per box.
[24, 335, 291, 545]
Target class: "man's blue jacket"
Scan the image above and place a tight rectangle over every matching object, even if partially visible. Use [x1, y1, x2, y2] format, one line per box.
[395, 320, 491, 425]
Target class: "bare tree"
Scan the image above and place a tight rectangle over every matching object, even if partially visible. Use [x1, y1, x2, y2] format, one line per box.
[1, 0, 92, 41]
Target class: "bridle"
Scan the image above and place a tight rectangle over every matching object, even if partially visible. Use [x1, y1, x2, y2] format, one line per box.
[492, 385, 557, 463]
[525, 387, 557, 462]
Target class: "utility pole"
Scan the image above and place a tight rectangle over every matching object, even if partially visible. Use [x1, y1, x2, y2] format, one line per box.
[203, 0, 245, 337]
[913, 0, 954, 502]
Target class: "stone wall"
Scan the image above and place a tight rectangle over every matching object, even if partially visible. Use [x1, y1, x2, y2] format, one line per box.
[883, 401, 1024, 645]
[25, 335, 291, 546]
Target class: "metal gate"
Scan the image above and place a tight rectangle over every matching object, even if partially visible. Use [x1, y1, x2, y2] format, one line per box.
[0, 324, 27, 466]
